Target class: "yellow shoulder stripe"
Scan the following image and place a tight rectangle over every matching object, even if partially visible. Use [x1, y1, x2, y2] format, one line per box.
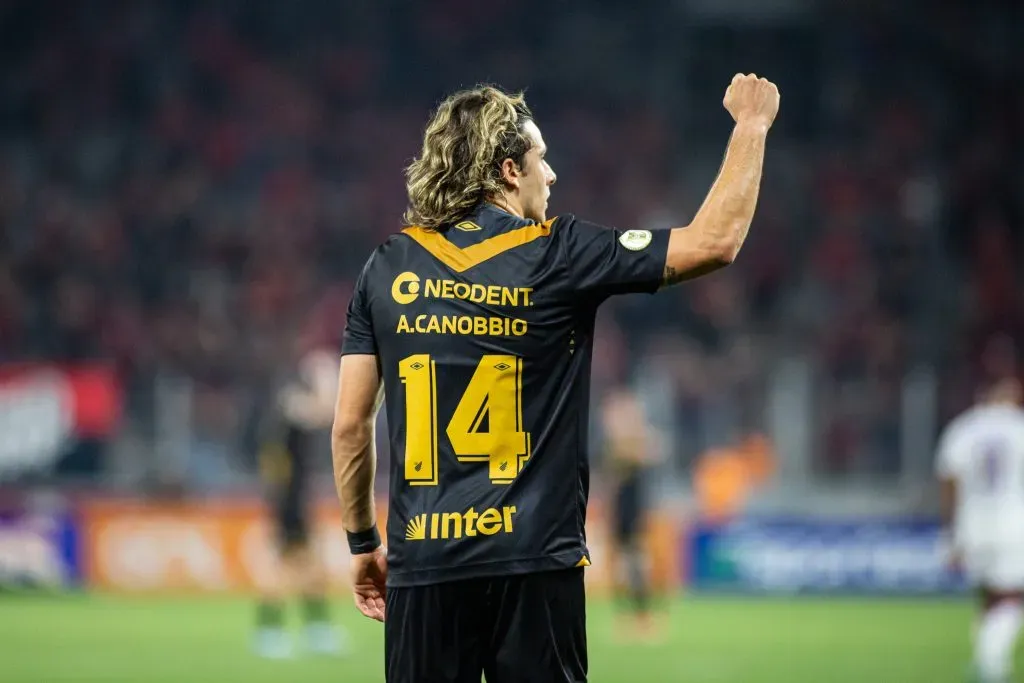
[402, 218, 555, 273]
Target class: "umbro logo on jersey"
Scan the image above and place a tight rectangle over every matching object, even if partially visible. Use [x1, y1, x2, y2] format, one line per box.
[454, 220, 482, 232]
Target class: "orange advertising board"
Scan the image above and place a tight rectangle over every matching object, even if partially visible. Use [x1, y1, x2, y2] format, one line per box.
[79, 498, 678, 595]
[79, 498, 372, 593]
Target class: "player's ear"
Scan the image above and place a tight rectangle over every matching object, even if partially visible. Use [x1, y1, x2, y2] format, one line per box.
[499, 157, 521, 189]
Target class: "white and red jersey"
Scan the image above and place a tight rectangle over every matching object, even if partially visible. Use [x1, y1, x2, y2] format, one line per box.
[936, 403, 1024, 548]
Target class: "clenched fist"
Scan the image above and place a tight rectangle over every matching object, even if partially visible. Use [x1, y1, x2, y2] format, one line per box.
[724, 73, 780, 130]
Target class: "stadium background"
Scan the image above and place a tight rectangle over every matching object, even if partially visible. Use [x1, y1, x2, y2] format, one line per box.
[0, 0, 1020, 681]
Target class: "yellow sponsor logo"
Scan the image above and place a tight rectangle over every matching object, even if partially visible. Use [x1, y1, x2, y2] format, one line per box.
[390, 273, 532, 308]
[405, 506, 517, 541]
[391, 272, 422, 305]
[453, 220, 482, 232]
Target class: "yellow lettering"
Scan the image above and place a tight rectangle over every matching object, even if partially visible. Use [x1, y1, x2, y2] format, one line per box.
[410, 505, 517, 542]
[399, 314, 529, 337]
[502, 506, 516, 532]
[462, 507, 479, 537]
[477, 508, 503, 535]
[415, 280, 533, 309]
[441, 512, 462, 539]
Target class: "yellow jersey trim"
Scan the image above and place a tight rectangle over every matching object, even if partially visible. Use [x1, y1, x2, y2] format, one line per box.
[402, 218, 555, 273]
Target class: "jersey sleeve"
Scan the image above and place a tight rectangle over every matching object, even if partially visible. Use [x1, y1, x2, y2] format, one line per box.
[558, 215, 670, 299]
[340, 259, 378, 357]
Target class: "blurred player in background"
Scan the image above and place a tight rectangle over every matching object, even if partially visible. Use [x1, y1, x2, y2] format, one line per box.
[332, 74, 779, 682]
[602, 388, 663, 639]
[254, 327, 346, 659]
[936, 374, 1024, 683]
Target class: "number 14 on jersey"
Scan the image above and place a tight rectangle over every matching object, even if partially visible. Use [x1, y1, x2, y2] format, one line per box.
[399, 354, 531, 486]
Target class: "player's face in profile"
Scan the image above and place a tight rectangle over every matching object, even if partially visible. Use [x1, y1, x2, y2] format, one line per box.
[517, 120, 557, 222]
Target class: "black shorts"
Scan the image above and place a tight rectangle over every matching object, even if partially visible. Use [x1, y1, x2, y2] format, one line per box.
[385, 568, 588, 683]
[261, 425, 313, 551]
[268, 481, 311, 550]
[613, 510, 642, 547]
[613, 477, 645, 548]
[275, 501, 310, 549]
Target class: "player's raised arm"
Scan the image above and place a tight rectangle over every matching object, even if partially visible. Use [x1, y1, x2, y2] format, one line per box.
[662, 73, 779, 286]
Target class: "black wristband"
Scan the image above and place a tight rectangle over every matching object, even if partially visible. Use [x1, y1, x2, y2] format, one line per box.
[347, 526, 381, 555]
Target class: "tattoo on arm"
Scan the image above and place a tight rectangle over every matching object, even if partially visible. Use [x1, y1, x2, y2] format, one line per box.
[662, 264, 684, 287]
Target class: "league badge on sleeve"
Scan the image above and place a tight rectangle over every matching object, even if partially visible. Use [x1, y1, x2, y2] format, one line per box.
[618, 229, 653, 251]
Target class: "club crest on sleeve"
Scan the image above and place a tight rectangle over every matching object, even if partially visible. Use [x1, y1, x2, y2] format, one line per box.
[618, 229, 652, 251]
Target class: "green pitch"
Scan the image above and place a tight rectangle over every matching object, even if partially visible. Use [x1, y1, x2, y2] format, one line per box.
[0, 592, 1004, 682]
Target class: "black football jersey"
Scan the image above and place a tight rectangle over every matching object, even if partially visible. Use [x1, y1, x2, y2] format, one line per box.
[341, 203, 669, 587]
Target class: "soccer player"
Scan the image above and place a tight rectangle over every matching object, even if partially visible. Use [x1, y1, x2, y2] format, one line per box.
[937, 376, 1024, 683]
[332, 73, 779, 682]
[602, 388, 662, 638]
[254, 337, 346, 658]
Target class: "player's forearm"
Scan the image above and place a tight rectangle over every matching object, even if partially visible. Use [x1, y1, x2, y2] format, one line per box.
[332, 419, 377, 533]
[695, 120, 768, 251]
[663, 120, 768, 286]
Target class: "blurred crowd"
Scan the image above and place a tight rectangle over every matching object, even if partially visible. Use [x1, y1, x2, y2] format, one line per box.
[0, 0, 1019, 488]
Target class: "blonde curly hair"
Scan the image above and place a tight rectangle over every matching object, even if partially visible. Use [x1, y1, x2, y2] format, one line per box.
[404, 86, 533, 230]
